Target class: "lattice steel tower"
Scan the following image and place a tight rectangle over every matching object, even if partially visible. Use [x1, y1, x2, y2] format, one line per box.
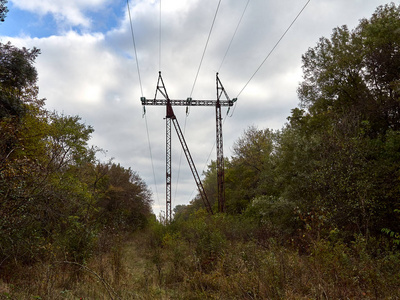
[142, 72, 236, 222]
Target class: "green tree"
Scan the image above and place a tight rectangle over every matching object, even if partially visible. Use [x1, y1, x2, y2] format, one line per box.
[280, 3, 400, 238]
[96, 163, 153, 230]
[0, 0, 8, 22]
[225, 126, 277, 213]
[0, 42, 40, 119]
[299, 3, 400, 136]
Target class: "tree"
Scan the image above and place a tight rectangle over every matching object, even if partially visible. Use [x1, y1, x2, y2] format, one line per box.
[95, 163, 153, 230]
[0, 0, 8, 22]
[0, 19, 155, 272]
[282, 3, 400, 238]
[298, 3, 400, 136]
[0, 42, 40, 119]
[224, 126, 277, 214]
[180, 4, 400, 243]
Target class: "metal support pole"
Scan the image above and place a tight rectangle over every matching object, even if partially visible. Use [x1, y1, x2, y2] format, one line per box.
[166, 116, 172, 223]
[216, 103, 224, 213]
[155, 72, 173, 222]
[216, 73, 226, 213]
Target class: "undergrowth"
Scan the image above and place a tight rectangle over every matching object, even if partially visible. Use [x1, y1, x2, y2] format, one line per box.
[1, 214, 400, 299]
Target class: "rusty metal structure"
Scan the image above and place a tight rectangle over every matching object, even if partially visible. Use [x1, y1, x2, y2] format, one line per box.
[141, 72, 235, 222]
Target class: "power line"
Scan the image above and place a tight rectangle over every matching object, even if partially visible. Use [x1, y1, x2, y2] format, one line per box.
[189, 0, 222, 98]
[157, 0, 184, 202]
[145, 114, 161, 206]
[127, 0, 144, 97]
[127, 0, 160, 206]
[236, 0, 311, 98]
[218, 0, 251, 73]
[159, 0, 162, 71]
[182, 0, 223, 205]
[198, 0, 312, 201]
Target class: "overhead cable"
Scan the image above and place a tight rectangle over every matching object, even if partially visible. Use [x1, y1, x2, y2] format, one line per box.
[236, 0, 311, 98]
[127, 0, 144, 97]
[185, 0, 223, 195]
[159, 0, 162, 71]
[189, 0, 223, 98]
[218, 0, 251, 73]
[127, 0, 160, 204]
[145, 114, 161, 205]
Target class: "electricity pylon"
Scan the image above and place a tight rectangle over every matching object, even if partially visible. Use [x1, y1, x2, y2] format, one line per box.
[141, 72, 236, 222]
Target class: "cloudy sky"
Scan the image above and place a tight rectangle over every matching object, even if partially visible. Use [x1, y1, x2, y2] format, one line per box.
[0, 0, 395, 216]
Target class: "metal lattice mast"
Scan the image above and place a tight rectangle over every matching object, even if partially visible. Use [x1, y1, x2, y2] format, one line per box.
[142, 72, 236, 219]
[216, 73, 225, 212]
[165, 115, 172, 222]
[154, 72, 173, 222]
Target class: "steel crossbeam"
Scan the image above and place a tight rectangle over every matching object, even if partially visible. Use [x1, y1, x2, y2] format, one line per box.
[141, 98, 233, 107]
[143, 72, 235, 221]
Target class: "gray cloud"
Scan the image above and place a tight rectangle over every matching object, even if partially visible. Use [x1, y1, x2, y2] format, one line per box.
[11, 0, 114, 27]
[2, 0, 390, 216]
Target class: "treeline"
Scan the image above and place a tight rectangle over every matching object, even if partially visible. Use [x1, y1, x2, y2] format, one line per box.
[0, 41, 153, 277]
[1, 3, 400, 299]
[178, 3, 400, 248]
[146, 5, 400, 297]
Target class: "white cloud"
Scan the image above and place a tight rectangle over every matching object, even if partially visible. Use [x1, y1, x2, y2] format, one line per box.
[11, 0, 111, 27]
[3, 0, 390, 216]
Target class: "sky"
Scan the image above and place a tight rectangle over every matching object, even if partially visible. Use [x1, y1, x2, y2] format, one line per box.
[0, 0, 397, 217]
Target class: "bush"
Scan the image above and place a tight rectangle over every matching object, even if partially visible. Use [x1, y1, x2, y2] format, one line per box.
[244, 195, 299, 241]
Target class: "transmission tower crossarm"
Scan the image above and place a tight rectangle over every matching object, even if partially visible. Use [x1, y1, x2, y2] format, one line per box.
[141, 98, 235, 107]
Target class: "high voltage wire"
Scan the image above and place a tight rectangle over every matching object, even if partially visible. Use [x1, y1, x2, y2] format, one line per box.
[159, 0, 162, 71]
[126, 0, 161, 205]
[129, 0, 311, 206]
[218, 0, 251, 73]
[199, 0, 311, 192]
[127, 0, 144, 97]
[189, 0, 222, 98]
[145, 114, 161, 206]
[179, 1, 223, 199]
[236, 0, 311, 98]
[197, 0, 252, 180]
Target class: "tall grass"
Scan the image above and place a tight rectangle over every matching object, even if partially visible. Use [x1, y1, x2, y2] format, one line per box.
[1, 216, 400, 299]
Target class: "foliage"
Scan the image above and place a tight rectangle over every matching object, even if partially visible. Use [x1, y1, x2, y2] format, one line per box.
[0, 40, 153, 276]
[0, 42, 40, 119]
[191, 3, 400, 246]
[244, 195, 299, 239]
[382, 209, 400, 245]
[285, 3, 400, 239]
[225, 126, 278, 213]
[0, 0, 7, 22]
[3, 215, 400, 299]
[96, 163, 153, 230]
[2, 3, 400, 298]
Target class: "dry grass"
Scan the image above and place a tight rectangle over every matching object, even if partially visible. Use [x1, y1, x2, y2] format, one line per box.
[1, 228, 400, 299]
